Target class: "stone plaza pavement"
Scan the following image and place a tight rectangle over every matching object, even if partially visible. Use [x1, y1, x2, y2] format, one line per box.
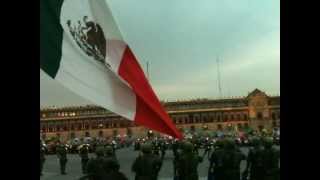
[41, 147, 251, 180]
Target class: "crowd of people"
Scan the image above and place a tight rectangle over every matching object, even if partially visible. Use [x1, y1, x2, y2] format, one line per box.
[40, 127, 280, 180]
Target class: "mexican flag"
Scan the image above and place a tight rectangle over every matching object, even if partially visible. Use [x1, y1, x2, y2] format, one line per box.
[40, 0, 182, 139]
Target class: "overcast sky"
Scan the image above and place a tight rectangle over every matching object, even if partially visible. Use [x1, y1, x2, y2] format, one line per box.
[40, 0, 280, 108]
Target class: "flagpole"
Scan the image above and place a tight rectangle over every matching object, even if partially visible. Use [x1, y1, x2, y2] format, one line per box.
[216, 56, 222, 99]
[146, 61, 150, 82]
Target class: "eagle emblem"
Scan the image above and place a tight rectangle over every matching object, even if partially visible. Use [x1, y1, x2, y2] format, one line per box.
[66, 16, 110, 67]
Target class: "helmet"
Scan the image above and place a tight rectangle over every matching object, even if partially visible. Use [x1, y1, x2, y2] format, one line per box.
[141, 143, 152, 154]
[263, 137, 273, 149]
[251, 137, 261, 147]
[224, 139, 236, 150]
[182, 141, 194, 152]
[95, 146, 105, 156]
[214, 139, 224, 149]
[104, 145, 114, 155]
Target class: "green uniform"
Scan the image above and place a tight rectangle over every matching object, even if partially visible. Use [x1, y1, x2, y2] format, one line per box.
[81, 147, 108, 180]
[85, 157, 108, 180]
[56, 144, 68, 174]
[40, 144, 46, 176]
[132, 143, 162, 180]
[243, 138, 264, 180]
[263, 140, 280, 180]
[176, 142, 203, 180]
[79, 145, 90, 174]
[209, 148, 225, 180]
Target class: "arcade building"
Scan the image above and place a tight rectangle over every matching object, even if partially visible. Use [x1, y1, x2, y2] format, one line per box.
[40, 89, 280, 141]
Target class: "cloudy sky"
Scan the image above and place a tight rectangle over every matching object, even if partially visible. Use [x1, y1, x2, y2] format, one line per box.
[40, 0, 280, 107]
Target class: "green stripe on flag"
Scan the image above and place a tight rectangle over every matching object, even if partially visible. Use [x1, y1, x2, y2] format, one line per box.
[40, 0, 64, 78]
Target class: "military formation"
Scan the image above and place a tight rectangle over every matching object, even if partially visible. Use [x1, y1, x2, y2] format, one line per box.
[40, 128, 280, 180]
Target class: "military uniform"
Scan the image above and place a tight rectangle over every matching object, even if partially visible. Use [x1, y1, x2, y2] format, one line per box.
[132, 143, 163, 180]
[209, 140, 245, 180]
[56, 143, 68, 175]
[82, 147, 108, 180]
[79, 144, 90, 174]
[176, 142, 203, 180]
[223, 140, 246, 180]
[208, 140, 225, 180]
[40, 141, 46, 176]
[262, 138, 280, 180]
[243, 138, 265, 180]
[104, 145, 120, 173]
[172, 140, 179, 157]
[152, 140, 161, 156]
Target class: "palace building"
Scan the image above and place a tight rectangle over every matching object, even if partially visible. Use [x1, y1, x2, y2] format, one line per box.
[40, 89, 280, 141]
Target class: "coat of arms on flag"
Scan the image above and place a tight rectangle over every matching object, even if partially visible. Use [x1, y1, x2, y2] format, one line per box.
[66, 16, 110, 68]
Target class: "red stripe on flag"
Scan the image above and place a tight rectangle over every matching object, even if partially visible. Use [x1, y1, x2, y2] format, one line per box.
[118, 46, 182, 139]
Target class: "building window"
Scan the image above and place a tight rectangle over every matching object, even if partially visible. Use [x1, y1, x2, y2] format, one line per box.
[217, 115, 221, 122]
[257, 112, 263, 120]
[272, 113, 276, 120]
[244, 114, 248, 121]
[237, 114, 240, 121]
[230, 114, 234, 121]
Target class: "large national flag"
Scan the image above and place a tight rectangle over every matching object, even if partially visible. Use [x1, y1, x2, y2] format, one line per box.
[40, 0, 182, 139]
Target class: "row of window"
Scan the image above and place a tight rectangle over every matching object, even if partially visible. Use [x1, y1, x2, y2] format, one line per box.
[172, 113, 249, 124]
[41, 109, 108, 118]
[41, 119, 134, 133]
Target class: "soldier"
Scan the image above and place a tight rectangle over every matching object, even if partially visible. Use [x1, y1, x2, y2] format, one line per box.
[152, 139, 161, 156]
[80, 147, 108, 180]
[202, 137, 213, 159]
[208, 140, 225, 180]
[56, 141, 68, 175]
[172, 139, 179, 157]
[262, 138, 280, 180]
[222, 139, 246, 180]
[40, 140, 46, 176]
[242, 137, 265, 180]
[176, 141, 203, 180]
[104, 145, 120, 173]
[160, 139, 167, 159]
[79, 144, 90, 174]
[132, 143, 163, 180]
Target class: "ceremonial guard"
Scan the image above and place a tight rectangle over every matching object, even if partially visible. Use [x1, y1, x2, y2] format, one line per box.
[56, 141, 68, 175]
[79, 144, 90, 174]
[40, 140, 46, 176]
[132, 143, 163, 180]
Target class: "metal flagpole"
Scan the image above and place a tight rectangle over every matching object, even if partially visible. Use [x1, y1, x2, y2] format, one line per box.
[146, 61, 150, 81]
[216, 56, 222, 99]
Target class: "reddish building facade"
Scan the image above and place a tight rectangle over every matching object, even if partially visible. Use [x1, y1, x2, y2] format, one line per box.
[40, 89, 280, 141]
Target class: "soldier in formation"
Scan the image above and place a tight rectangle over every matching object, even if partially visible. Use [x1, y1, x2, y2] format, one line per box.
[209, 139, 246, 180]
[132, 143, 163, 180]
[40, 140, 46, 176]
[242, 137, 265, 180]
[56, 141, 68, 175]
[175, 141, 203, 180]
[262, 138, 280, 180]
[79, 144, 90, 174]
